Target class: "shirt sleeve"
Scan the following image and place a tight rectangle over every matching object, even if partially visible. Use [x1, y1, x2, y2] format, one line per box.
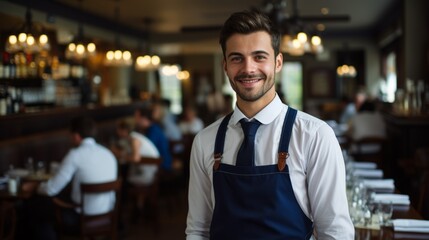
[186, 133, 212, 240]
[38, 150, 78, 196]
[306, 124, 355, 239]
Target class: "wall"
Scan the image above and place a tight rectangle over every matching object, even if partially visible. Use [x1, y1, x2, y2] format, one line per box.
[403, 0, 429, 83]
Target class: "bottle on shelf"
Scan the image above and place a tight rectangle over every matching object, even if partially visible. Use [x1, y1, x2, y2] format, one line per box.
[9, 53, 16, 79]
[27, 53, 38, 78]
[0, 85, 7, 116]
[2, 52, 11, 79]
[0, 53, 3, 79]
[5, 86, 13, 114]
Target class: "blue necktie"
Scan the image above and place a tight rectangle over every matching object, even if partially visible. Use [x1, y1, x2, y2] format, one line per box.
[236, 119, 261, 166]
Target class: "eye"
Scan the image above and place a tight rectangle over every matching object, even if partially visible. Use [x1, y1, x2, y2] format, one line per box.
[229, 56, 242, 63]
[255, 55, 267, 61]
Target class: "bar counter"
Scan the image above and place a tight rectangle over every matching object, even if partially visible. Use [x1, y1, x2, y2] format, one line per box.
[0, 102, 145, 141]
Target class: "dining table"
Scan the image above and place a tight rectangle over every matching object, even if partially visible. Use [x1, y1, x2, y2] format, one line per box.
[345, 154, 429, 239]
[354, 205, 428, 240]
[0, 171, 52, 201]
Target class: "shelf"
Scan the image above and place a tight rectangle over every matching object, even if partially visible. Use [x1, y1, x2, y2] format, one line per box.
[0, 78, 44, 88]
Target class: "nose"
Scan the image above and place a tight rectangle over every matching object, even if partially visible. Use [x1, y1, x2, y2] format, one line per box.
[242, 57, 256, 73]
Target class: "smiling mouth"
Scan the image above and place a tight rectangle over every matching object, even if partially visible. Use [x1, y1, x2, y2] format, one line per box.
[238, 78, 261, 84]
[235, 74, 265, 84]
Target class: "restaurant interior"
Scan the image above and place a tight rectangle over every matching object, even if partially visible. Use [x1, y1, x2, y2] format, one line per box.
[0, 0, 429, 239]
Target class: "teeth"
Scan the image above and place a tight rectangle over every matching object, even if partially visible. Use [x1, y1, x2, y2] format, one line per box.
[241, 79, 258, 83]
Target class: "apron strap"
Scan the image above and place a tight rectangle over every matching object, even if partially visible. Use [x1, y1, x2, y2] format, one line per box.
[278, 107, 297, 171]
[213, 112, 233, 170]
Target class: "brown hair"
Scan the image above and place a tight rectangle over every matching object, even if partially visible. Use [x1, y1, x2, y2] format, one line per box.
[70, 116, 97, 138]
[219, 9, 281, 59]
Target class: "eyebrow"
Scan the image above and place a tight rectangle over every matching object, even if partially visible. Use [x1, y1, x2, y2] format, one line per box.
[227, 50, 270, 58]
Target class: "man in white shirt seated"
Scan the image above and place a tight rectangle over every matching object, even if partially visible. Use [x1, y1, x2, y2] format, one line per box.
[347, 99, 387, 154]
[22, 116, 118, 240]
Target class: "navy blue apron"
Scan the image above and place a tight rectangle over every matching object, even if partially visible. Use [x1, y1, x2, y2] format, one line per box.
[210, 108, 313, 240]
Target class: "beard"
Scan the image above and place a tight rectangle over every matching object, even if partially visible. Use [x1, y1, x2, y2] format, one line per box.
[230, 73, 275, 102]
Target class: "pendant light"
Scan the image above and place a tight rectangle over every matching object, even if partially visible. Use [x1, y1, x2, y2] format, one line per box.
[135, 18, 161, 71]
[5, 8, 50, 54]
[104, 0, 132, 67]
[65, 0, 96, 60]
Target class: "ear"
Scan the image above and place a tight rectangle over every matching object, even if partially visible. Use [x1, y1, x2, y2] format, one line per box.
[222, 59, 227, 72]
[73, 133, 83, 143]
[275, 53, 283, 73]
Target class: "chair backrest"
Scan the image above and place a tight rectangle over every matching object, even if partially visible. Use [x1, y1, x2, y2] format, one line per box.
[79, 178, 122, 240]
[0, 201, 16, 240]
[350, 136, 386, 168]
[130, 156, 162, 186]
[137, 156, 162, 166]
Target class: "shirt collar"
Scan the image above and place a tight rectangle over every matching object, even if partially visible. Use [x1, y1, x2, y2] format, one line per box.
[81, 138, 96, 145]
[231, 94, 285, 126]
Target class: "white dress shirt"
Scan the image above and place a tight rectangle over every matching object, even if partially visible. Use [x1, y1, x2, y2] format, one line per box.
[186, 95, 354, 240]
[348, 111, 386, 141]
[38, 138, 118, 216]
[128, 131, 160, 185]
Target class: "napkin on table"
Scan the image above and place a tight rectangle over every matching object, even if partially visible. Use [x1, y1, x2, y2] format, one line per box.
[372, 193, 410, 205]
[352, 162, 377, 169]
[362, 179, 395, 191]
[393, 219, 429, 233]
[353, 169, 383, 178]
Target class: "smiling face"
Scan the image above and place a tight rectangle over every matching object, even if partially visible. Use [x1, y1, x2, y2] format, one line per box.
[224, 31, 283, 115]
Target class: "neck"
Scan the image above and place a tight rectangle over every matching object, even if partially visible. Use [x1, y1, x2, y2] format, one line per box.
[237, 90, 276, 118]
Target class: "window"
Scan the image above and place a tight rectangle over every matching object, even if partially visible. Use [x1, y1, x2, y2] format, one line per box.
[159, 65, 182, 114]
[279, 62, 303, 110]
[380, 52, 397, 103]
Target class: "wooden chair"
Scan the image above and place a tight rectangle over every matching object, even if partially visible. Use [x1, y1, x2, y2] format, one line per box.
[349, 136, 387, 169]
[127, 157, 161, 229]
[53, 178, 122, 240]
[0, 201, 16, 240]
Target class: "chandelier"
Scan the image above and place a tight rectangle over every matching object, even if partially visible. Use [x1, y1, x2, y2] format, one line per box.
[65, 24, 96, 60]
[135, 18, 161, 71]
[104, 46, 133, 67]
[336, 43, 357, 78]
[135, 54, 160, 71]
[65, 0, 96, 60]
[336, 64, 357, 78]
[5, 8, 50, 54]
[103, 0, 132, 67]
[281, 29, 323, 56]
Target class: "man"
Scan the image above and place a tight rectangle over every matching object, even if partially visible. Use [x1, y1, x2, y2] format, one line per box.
[186, 9, 354, 239]
[23, 116, 118, 239]
[134, 105, 172, 172]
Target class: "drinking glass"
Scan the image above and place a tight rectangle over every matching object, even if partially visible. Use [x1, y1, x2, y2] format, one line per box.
[36, 161, 45, 176]
[378, 201, 393, 226]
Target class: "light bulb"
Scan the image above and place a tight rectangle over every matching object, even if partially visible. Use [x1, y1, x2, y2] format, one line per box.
[123, 51, 131, 60]
[26, 35, 35, 46]
[106, 51, 115, 60]
[18, 33, 27, 43]
[76, 44, 85, 55]
[39, 34, 48, 45]
[151, 55, 160, 66]
[87, 43, 96, 53]
[68, 43, 76, 51]
[8, 35, 17, 45]
[311, 36, 321, 46]
[297, 32, 307, 43]
[114, 50, 122, 60]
